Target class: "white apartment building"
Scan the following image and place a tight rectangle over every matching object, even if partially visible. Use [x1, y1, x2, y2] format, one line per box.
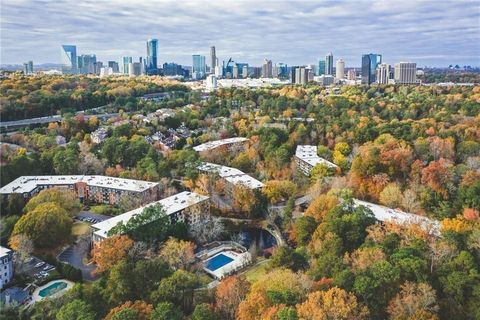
[0, 175, 159, 205]
[295, 145, 338, 176]
[394, 62, 417, 84]
[91, 191, 210, 242]
[193, 137, 248, 153]
[0, 246, 14, 290]
[198, 162, 264, 190]
[376, 63, 391, 84]
[336, 59, 345, 79]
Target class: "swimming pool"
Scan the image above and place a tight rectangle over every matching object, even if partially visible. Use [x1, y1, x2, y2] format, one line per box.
[205, 253, 234, 271]
[38, 281, 68, 297]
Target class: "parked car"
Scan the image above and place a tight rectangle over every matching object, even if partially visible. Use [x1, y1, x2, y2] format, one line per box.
[34, 262, 45, 268]
[42, 265, 51, 271]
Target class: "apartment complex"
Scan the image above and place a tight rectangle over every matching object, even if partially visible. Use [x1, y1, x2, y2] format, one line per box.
[295, 145, 338, 176]
[0, 246, 14, 290]
[91, 191, 209, 242]
[193, 137, 248, 153]
[198, 162, 264, 190]
[0, 176, 159, 205]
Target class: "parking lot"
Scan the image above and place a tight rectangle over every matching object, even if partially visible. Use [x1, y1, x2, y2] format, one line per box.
[58, 241, 97, 281]
[17, 256, 56, 282]
[75, 211, 110, 224]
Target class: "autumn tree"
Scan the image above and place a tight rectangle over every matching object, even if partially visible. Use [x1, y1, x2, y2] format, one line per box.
[215, 275, 250, 320]
[379, 183, 403, 208]
[104, 300, 153, 320]
[421, 158, 454, 199]
[304, 194, 339, 223]
[12, 202, 72, 248]
[238, 268, 312, 320]
[24, 188, 81, 216]
[297, 287, 369, 320]
[387, 282, 439, 320]
[159, 237, 195, 270]
[263, 180, 297, 204]
[8, 233, 33, 263]
[91, 234, 134, 274]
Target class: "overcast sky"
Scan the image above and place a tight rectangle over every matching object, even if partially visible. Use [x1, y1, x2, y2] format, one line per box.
[1, 0, 479, 67]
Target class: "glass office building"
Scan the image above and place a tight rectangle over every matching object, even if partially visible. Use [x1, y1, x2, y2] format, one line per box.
[361, 53, 382, 84]
[61, 45, 77, 74]
[192, 55, 206, 76]
[318, 60, 326, 75]
[146, 39, 158, 75]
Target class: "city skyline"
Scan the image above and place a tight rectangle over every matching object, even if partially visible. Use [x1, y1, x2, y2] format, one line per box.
[1, 0, 479, 67]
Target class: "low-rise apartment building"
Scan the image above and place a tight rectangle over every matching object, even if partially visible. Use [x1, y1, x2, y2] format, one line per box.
[193, 137, 248, 153]
[198, 162, 264, 190]
[0, 246, 14, 290]
[295, 145, 338, 176]
[0, 175, 159, 205]
[91, 191, 209, 242]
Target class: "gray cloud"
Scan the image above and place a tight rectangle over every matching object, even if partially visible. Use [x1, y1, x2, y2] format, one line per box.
[1, 0, 479, 67]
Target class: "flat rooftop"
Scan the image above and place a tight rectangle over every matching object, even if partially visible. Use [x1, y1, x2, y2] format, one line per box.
[0, 175, 158, 195]
[295, 145, 338, 169]
[193, 137, 248, 152]
[91, 191, 209, 239]
[353, 199, 440, 234]
[0, 246, 12, 257]
[198, 162, 264, 189]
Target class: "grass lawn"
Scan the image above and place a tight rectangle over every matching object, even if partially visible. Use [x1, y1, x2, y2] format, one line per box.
[244, 259, 270, 283]
[72, 221, 91, 237]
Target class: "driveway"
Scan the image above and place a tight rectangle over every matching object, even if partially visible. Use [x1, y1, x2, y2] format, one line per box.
[58, 239, 97, 281]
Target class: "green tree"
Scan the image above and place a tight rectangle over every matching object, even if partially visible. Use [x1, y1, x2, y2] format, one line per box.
[191, 303, 216, 320]
[56, 299, 96, 320]
[12, 202, 72, 248]
[292, 216, 318, 246]
[150, 302, 183, 320]
[269, 246, 308, 271]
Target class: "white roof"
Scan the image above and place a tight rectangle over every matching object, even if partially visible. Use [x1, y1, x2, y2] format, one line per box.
[198, 162, 264, 189]
[91, 191, 209, 239]
[193, 137, 248, 152]
[0, 246, 12, 258]
[295, 145, 338, 169]
[353, 199, 440, 234]
[0, 176, 158, 194]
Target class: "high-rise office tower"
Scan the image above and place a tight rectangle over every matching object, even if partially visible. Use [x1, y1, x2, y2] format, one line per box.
[120, 57, 133, 74]
[318, 60, 326, 75]
[394, 62, 417, 84]
[78, 54, 97, 74]
[325, 52, 334, 75]
[94, 61, 103, 75]
[361, 53, 382, 84]
[262, 59, 273, 78]
[232, 64, 239, 79]
[192, 54, 206, 77]
[242, 65, 249, 78]
[129, 62, 143, 76]
[277, 63, 288, 79]
[294, 66, 309, 85]
[336, 59, 345, 79]
[23, 61, 33, 75]
[210, 46, 216, 72]
[108, 61, 119, 73]
[146, 39, 158, 75]
[376, 63, 390, 84]
[61, 45, 77, 74]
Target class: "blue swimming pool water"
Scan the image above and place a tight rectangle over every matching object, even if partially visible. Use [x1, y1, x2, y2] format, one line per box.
[38, 281, 68, 297]
[205, 254, 234, 271]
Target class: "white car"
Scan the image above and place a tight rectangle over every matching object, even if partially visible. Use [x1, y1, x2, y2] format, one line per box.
[34, 262, 45, 268]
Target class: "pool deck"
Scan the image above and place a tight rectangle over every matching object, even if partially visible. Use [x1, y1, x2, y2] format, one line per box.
[32, 279, 75, 302]
[203, 250, 251, 279]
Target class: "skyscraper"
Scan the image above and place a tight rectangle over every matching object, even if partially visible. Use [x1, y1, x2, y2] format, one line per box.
[108, 61, 119, 73]
[23, 61, 33, 75]
[394, 62, 417, 84]
[318, 60, 326, 75]
[210, 46, 216, 72]
[336, 59, 345, 79]
[361, 53, 382, 84]
[120, 56, 133, 74]
[192, 55, 206, 77]
[78, 54, 97, 74]
[376, 63, 390, 84]
[325, 52, 334, 75]
[262, 59, 272, 78]
[146, 39, 158, 75]
[61, 45, 77, 74]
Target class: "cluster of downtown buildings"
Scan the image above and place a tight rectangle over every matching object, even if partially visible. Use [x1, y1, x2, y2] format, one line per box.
[22, 40, 418, 85]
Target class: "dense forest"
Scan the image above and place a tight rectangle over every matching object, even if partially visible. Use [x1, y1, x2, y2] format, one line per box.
[0, 75, 479, 320]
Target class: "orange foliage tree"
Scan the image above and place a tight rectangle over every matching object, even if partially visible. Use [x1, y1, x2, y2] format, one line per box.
[104, 300, 153, 320]
[296, 287, 369, 320]
[215, 275, 250, 320]
[91, 235, 134, 274]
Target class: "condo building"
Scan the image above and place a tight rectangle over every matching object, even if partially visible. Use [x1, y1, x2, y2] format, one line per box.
[0, 176, 159, 205]
[295, 145, 338, 176]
